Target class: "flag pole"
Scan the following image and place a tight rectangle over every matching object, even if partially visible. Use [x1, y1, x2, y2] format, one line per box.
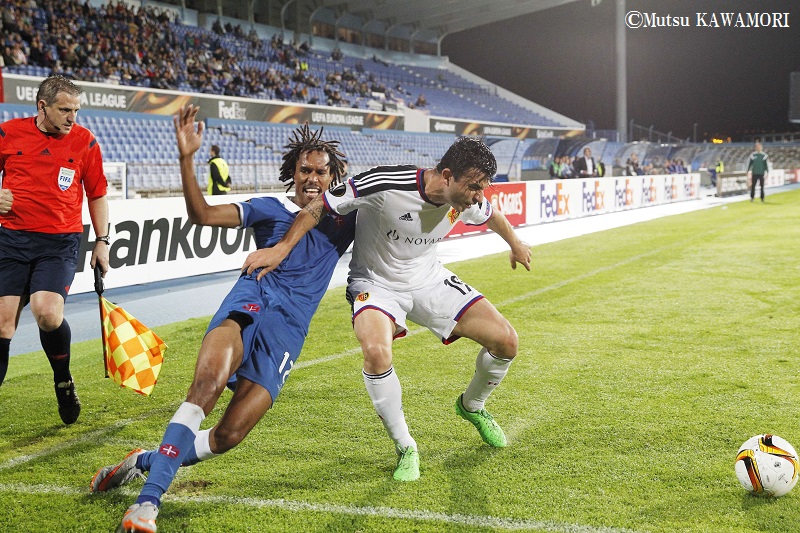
[94, 264, 109, 378]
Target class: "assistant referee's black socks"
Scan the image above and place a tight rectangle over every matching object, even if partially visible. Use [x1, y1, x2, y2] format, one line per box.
[0, 337, 10, 385]
[40, 320, 72, 384]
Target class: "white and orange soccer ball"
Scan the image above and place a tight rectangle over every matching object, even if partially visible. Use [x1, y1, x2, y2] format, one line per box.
[735, 434, 798, 497]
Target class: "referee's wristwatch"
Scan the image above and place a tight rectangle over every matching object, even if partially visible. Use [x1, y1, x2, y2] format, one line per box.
[95, 235, 111, 245]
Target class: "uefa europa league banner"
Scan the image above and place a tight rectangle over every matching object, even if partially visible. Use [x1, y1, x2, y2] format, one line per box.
[2, 74, 403, 130]
[430, 117, 581, 140]
[4, 74, 583, 137]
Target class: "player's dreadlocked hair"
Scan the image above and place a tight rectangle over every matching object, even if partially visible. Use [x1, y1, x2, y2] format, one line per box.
[436, 136, 497, 182]
[279, 123, 347, 193]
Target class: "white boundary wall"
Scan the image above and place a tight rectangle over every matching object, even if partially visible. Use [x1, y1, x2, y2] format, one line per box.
[71, 174, 702, 295]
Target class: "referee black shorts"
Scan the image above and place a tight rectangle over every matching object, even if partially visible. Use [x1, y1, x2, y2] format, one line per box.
[0, 226, 81, 299]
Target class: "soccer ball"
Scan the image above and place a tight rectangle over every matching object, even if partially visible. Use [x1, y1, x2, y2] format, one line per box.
[735, 434, 798, 497]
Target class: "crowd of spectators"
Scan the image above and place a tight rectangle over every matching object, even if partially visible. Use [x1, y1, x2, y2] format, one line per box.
[0, 0, 434, 110]
[619, 154, 689, 176]
[548, 155, 575, 179]
[542, 151, 690, 179]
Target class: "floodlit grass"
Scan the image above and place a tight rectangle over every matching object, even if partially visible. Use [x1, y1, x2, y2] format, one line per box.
[2, 190, 799, 532]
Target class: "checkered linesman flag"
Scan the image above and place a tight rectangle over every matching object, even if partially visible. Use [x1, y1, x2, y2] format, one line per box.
[100, 297, 167, 396]
[95, 266, 166, 396]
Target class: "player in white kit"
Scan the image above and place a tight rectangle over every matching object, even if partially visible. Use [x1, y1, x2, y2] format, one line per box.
[245, 137, 531, 481]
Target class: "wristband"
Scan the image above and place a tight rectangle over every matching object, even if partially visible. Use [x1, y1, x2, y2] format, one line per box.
[96, 235, 111, 245]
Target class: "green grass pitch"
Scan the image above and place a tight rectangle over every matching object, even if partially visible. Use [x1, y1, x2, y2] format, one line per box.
[1, 189, 799, 532]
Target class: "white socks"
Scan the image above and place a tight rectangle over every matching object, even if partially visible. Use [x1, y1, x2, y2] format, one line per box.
[170, 401, 205, 430]
[363, 367, 417, 451]
[193, 429, 219, 461]
[461, 347, 511, 412]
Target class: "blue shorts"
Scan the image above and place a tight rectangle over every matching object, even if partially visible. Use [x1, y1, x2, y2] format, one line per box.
[0, 226, 81, 299]
[206, 273, 307, 403]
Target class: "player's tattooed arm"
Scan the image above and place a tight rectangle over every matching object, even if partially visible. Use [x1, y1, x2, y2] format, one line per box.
[303, 196, 326, 225]
[244, 195, 330, 279]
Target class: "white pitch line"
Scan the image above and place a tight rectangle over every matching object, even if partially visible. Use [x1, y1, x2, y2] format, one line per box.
[0, 482, 639, 533]
[0, 419, 136, 471]
[0, 229, 715, 472]
[499, 246, 666, 307]
[0, 406, 176, 471]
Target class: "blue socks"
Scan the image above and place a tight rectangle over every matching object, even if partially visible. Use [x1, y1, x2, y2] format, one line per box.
[135, 429, 217, 471]
[135, 402, 205, 507]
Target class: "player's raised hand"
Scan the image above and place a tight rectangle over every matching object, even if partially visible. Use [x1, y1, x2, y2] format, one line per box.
[174, 105, 204, 158]
[509, 241, 532, 271]
[0, 188, 12, 214]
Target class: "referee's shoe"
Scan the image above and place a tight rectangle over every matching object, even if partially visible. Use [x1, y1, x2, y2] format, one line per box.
[55, 379, 81, 424]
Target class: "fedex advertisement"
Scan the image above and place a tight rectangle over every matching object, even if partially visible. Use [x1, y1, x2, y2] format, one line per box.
[530, 173, 700, 224]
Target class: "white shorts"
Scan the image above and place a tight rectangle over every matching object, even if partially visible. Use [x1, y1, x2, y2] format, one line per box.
[346, 268, 485, 344]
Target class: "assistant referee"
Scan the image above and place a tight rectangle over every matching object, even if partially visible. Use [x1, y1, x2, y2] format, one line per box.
[0, 75, 110, 424]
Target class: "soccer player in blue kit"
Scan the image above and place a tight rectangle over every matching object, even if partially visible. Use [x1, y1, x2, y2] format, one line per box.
[90, 105, 354, 533]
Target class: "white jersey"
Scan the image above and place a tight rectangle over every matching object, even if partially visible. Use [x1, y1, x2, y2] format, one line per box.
[323, 165, 493, 290]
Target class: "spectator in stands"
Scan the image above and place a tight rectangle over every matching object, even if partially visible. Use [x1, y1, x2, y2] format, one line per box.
[747, 141, 769, 202]
[242, 136, 531, 483]
[414, 94, 427, 108]
[11, 41, 27, 65]
[709, 158, 723, 187]
[247, 26, 258, 43]
[212, 18, 224, 35]
[331, 45, 343, 61]
[0, 75, 110, 425]
[625, 153, 643, 176]
[561, 156, 575, 179]
[574, 147, 597, 178]
[208, 145, 231, 195]
[547, 156, 561, 178]
[90, 105, 354, 533]
[1, 46, 14, 67]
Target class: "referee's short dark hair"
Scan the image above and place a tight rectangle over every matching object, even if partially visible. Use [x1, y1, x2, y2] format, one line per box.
[211, 145, 221, 157]
[437, 136, 497, 182]
[36, 75, 82, 106]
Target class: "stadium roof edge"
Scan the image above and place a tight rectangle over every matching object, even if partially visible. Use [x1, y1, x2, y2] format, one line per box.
[317, 0, 583, 39]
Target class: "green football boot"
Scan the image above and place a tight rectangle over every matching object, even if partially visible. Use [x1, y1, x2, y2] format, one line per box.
[455, 394, 507, 447]
[393, 445, 420, 482]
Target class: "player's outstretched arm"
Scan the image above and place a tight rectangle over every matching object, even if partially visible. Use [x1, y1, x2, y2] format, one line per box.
[486, 209, 531, 271]
[174, 105, 239, 228]
[243, 195, 330, 280]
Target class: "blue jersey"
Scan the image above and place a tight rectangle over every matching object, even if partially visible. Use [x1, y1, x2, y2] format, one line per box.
[240, 195, 355, 330]
[207, 195, 355, 401]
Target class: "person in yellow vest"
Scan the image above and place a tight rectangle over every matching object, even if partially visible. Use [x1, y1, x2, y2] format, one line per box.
[710, 159, 723, 187]
[207, 145, 231, 195]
